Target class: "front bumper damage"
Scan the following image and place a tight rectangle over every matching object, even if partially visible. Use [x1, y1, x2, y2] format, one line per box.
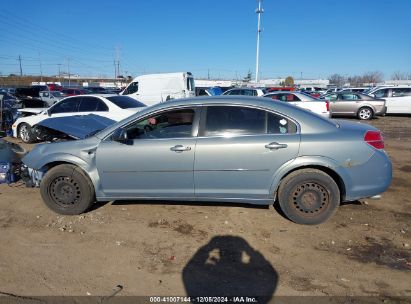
[20, 165, 45, 187]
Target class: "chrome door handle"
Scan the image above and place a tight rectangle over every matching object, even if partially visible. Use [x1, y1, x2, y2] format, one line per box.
[265, 142, 288, 150]
[170, 145, 191, 152]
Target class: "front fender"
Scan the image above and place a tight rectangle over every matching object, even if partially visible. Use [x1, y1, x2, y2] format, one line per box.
[23, 152, 101, 193]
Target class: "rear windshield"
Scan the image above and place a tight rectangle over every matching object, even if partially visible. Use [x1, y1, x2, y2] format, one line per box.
[106, 96, 146, 109]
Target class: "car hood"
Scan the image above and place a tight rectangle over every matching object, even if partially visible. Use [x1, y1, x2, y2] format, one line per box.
[36, 114, 116, 139]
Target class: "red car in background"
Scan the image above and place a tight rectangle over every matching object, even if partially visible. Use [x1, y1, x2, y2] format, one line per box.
[46, 83, 62, 91]
[266, 87, 295, 92]
[61, 88, 89, 96]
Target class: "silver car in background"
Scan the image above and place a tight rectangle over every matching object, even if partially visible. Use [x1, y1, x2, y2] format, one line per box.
[22, 96, 392, 225]
[323, 92, 387, 120]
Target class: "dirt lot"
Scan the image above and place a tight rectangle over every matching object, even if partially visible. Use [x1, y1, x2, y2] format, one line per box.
[0, 116, 410, 300]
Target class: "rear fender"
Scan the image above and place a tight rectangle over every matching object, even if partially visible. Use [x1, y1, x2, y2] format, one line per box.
[269, 156, 349, 199]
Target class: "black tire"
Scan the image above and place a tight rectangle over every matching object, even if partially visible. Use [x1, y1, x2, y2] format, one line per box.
[357, 107, 373, 120]
[277, 169, 340, 225]
[18, 123, 37, 143]
[40, 164, 95, 215]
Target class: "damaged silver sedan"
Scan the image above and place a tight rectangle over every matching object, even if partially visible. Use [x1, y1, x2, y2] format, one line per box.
[22, 96, 392, 225]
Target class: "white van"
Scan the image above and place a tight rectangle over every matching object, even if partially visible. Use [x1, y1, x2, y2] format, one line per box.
[121, 72, 195, 106]
[367, 85, 411, 114]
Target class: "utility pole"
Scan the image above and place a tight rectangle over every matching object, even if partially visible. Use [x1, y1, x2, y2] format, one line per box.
[115, 46, 120, 78]
[18, 55, 23, 76]
[67, 58, 71, 86]
[255, 0, 264, 83]
[57, 64, 62, 82]
[39, 52, 43, 82]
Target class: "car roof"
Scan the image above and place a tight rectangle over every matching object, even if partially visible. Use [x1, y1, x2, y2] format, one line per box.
[97, 96, 337, 139]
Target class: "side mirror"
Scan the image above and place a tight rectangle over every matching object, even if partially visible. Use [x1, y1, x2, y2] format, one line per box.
[112, 128, 128, 142]
[46, 109, 51, 117]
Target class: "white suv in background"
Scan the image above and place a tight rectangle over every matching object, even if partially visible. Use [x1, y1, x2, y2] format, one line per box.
[367, 86, 411, 114]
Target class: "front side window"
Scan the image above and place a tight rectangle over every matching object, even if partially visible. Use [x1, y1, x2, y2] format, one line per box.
[203, 106, 297, 136]
[50, 97, 81, 114]
[78, 97, 109, 112]
[123, 109, 195, 140]
[123, 82, 139, 95]
[187, 77, 195, 91]
[373, 89, 389, 98]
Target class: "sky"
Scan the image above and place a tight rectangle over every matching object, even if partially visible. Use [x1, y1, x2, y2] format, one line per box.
[0, 0, 410, 80]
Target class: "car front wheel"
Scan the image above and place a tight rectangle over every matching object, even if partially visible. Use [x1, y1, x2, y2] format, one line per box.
[40, 164, 95, 215]
[19, 123, 36, 143]
[357, 107, 373, 120]
[277, 169, 340, 225]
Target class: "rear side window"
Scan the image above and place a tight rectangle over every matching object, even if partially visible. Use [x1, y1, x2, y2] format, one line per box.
[203, 106, 297, 136]
[392, 88, 411, 97]
[79, 97, 109, 112]
[340, 93, 358, 100]
[106, 96, 146, 108]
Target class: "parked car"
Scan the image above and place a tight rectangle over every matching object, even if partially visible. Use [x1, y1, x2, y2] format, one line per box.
[338, 87, 369, 93]
[61, 88, 89, 96]
[12, 94, 146, 143]
[263, 91, 330, 118]
[39, 91, 67, 106]
[15, 86, 47, 99]
[266, 87, 295, 92]
[21, 96, 392, 225]
[121, 72, 196, 106]
[46, 83, 63, 91]
[322, 92, 386, 120]
[222, 87, 267, 96]
[366, 86, 411, 114]
[196, 87, 223, 96]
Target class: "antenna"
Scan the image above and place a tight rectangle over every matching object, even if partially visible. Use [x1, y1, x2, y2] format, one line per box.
[255, 0, 264, 83]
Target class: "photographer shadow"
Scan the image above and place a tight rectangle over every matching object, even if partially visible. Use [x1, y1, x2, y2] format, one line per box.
[182, 235, 278, 303]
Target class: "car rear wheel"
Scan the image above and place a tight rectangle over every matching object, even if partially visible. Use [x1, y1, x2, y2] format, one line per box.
[277, 169, 340, 225]
[357, 107, 373, 120]
[40, 164, 95, 215]
[19, 123, 36, 143]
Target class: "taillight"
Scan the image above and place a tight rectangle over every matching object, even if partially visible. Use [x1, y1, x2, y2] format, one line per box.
[325, 100, 329, 111]
[364, 130, 384, 149]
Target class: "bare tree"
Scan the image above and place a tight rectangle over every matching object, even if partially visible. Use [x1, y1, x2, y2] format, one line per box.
[391, 71, 410, 80]
[328, 74, 346, 87]
[362, 71, 383, 84]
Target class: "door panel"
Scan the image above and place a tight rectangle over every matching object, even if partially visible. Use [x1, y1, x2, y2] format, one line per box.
[194, 134, 300, 199]
[96, 138, 196, 198]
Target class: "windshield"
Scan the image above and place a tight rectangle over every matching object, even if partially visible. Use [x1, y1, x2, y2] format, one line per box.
[106, 96, 146, 109]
